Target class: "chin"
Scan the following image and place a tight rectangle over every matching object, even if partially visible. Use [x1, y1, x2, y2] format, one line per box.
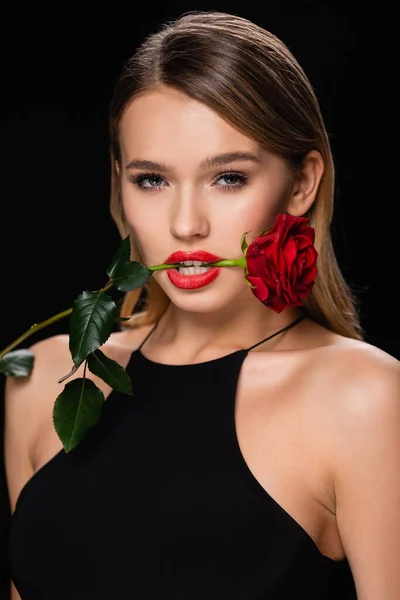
[157, 271, 247, 313]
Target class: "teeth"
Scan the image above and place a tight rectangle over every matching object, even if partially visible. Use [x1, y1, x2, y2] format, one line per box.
[172, 259, 216, 275]
[178, 266, 212, 275]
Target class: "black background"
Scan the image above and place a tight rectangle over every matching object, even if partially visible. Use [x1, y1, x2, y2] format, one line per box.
[0, 2, 394, 597]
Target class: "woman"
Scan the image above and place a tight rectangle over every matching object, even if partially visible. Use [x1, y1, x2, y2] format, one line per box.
[5, 10, 399, 599]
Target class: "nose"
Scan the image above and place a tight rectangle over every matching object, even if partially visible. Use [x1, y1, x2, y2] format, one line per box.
[169, 190, 210, 240]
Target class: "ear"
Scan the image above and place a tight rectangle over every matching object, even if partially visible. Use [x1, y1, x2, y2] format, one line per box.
[115, 160, 120, 176]
[286, 150, 325, 216]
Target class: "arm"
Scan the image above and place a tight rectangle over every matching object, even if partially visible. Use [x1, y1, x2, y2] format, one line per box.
[331, 349, 400, 599]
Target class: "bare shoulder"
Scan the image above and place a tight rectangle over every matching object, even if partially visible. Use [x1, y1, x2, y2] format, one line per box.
[320, 334, 400, 430]
[297, 323, 400, 421]
[291, 318, 399, 383]
[282, 320, 400, 456]
[316, 334, 400, 401]
[329, 337, 400, 453]
[8, 319, 153, 385]
[304, 329, 400, 481]
[4, 322, 152, 439]
[4, 322, 153, 513]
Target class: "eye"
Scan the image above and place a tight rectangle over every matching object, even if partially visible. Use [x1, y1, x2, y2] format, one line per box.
[128, 173, 167, 192]
[128, 170, 249, 193]
[213, 171, 249, 190]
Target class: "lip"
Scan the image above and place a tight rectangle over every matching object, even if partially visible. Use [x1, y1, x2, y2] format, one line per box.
[164, 250, 222, 265]
[167, 265, 221, 289]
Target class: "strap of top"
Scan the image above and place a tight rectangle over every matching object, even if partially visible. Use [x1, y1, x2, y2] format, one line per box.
[137, 319, 160, 350]
[245, 314, 305, 351]
[137, 314, 305, 352]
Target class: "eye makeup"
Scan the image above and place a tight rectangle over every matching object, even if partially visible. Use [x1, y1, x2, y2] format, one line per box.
[127, 170, 250, 193]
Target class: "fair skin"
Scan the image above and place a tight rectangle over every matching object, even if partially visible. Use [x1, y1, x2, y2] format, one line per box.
[5, 86, 400, 600]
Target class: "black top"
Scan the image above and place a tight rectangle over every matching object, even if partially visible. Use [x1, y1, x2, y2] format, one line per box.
[7, 316, 357, 599]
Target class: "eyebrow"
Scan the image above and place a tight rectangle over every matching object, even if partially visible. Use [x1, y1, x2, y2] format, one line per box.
[125, 151, 262, 172]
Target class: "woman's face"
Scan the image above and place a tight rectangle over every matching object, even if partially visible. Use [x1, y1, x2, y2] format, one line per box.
[118, 86, 293, 314]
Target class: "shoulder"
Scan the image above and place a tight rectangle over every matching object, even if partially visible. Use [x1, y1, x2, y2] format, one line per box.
[297, 330, 400, 431]
[4, 324, 154, 507]
[4, 321, 155, 423]
[275, 318, 399, 403]
[285, 325, 399, 486]
[20, 320, 154, 367]
[316, 335, 400, 404]
[324, 336, 400, 446]
[287, 317, 399, 394]
[320, 339, 400, 473]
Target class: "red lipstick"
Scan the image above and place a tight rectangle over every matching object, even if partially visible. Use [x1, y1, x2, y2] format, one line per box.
[164, 250, 222, 265]
[164, 250, 222, 290]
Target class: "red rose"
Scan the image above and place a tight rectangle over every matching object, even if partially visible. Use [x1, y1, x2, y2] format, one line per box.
[245, 213, 318, 313]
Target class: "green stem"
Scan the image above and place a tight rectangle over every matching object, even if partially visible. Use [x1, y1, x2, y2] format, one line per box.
[0, 279, 116, 360]
[211, 258, 247, 268]
[148, 257, 246, 270]
[0, 308, 73, 360]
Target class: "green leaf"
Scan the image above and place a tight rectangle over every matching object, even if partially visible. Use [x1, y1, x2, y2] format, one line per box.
[240, 230, 252, 256]
[0, 349, 35, 377]
[53, 377, 105, 453]
[69, 291, 116, 368]
[87, 349, 133, 396]
[106, 235, 131, 279]
[111, 260, 153, 292]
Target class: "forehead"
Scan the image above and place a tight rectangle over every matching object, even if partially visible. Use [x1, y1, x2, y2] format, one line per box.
[118, 86, 261, 163]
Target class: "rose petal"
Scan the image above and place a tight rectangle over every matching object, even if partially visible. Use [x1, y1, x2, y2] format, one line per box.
[246, 276, 270, 302]
[294, 233, 314, 250]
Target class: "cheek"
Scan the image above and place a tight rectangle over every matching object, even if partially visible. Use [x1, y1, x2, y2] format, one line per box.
[121, 183, 157, 232]
[121, 198, 168, 263]
[239, 178, 291, 243]
[230, 201, 279, 246]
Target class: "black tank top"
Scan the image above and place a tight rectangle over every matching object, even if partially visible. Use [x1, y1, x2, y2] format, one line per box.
[7, 316, 357, 599]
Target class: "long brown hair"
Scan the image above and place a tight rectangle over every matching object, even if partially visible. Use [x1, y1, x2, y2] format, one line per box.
[108, 10, 363, 339]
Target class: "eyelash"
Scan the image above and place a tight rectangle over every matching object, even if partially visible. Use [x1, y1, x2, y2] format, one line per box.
[127, 170, 249, 193]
